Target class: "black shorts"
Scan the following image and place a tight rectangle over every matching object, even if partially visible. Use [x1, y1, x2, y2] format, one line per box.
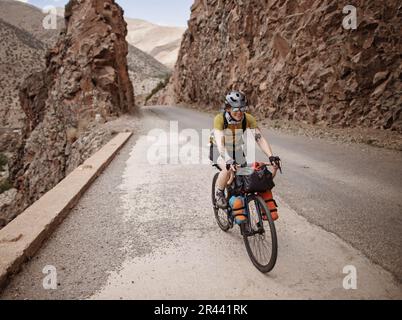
[209, 144, 247, 166]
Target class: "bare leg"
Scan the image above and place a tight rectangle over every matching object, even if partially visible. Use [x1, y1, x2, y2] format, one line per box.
[216, 158, 231, 190]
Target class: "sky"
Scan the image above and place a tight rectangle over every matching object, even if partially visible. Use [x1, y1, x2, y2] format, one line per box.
[17, 0, 194, 27]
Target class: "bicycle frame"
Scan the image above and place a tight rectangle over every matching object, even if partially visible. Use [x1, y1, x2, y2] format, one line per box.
[226, 188, 265, 237]
[213, 162, 275, 234]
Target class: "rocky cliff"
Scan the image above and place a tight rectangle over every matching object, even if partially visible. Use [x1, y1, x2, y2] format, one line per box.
[0, 0, 135, 226]
[0, 18, 45, 153]
[165, 0, 401, 133]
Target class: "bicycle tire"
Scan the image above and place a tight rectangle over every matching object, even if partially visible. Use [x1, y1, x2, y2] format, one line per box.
[212, 172, 231, 232]
[242, 195, 278, 273]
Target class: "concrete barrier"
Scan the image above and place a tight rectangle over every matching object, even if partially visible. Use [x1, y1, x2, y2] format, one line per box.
[0, 132, 132, 290]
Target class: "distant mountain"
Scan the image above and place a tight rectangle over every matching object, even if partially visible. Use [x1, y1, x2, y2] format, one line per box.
[56, 7, 65, 18]
[125, 18, 185, 69]
[0, 0, 63, 46]
[127, 44, 170, 99]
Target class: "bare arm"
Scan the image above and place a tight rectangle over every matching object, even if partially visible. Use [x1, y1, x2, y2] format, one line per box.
[214, 129, 231, 161]
[252, 128, 280, 176]
[252, 127, 274, 158]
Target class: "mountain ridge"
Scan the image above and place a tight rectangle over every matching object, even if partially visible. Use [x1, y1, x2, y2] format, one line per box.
[0, 17, 46, 154]
[125, 17, 185, 69]
[0, 0, 63, 46]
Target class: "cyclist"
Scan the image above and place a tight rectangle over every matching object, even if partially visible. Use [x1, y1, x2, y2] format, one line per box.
[209, 90, 280, 210]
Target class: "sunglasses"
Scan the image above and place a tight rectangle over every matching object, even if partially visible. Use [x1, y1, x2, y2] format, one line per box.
[231, 107, 247, 113]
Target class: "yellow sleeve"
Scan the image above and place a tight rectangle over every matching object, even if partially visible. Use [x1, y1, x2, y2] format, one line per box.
[214, 114, 224, 130]
[246, 113, 258, 129]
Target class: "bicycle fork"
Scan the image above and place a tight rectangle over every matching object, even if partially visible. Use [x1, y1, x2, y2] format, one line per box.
[241, 197, 265, 237]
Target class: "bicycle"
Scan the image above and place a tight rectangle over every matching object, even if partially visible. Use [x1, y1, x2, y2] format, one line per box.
[211, 162, 280, 273]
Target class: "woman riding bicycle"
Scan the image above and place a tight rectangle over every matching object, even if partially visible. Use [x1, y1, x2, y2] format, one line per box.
[209, 91, 281, 210]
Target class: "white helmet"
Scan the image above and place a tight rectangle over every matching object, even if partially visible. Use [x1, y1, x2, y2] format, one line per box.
[225, 91, 248, 111]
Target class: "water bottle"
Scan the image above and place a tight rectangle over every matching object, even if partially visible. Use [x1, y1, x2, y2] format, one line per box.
[229, 196, 247, 224]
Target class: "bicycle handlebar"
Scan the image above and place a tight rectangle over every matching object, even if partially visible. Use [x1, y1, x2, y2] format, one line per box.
[226, 160, 283, 174]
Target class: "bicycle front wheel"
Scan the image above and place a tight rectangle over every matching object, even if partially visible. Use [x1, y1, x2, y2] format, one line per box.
[242, 195, 278, 273]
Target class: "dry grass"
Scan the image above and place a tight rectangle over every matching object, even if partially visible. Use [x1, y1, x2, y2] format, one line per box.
[78, 118, 90, 134]
[66, 127, 79, 144]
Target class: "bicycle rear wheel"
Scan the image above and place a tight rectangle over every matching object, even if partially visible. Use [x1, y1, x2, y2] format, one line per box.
[242, 195, 278, 273]
[212, 173, 232, 232]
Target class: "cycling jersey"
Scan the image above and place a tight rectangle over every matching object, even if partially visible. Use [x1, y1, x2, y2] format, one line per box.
[211, 112, 258, 151]
[209, 112, 258, 165]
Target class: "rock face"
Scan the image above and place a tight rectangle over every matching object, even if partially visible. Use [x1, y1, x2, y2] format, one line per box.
[0, 18, 45, 154]
[0, 0, 65, 159]
[0, 0, 135, 226]
[166, 0, 402, 132]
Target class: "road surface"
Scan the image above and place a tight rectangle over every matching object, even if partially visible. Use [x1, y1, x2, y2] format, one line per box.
[1, 106, 401, 299]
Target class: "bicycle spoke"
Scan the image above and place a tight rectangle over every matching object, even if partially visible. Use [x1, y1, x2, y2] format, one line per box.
[256, 237, 264, 263]
[261, 236, 271, 264]
[254, 236, 264, 263]
[243, 197, 277, 270]
[260, 236, 269, 264]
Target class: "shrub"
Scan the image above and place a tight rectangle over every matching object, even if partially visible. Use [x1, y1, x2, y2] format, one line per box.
[0, 179, 12, 194]
[0, 153, 7, 172]
[145, 74, 171, 104]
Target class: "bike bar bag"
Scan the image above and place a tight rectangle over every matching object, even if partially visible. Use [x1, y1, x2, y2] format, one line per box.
[240, 166, 275, 193]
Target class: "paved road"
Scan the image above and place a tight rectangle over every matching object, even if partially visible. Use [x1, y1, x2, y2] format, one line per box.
[1, 106, 401, 299]
[149, 106, 402, 282]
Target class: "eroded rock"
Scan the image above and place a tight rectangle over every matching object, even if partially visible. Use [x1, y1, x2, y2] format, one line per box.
[164, 0, 402, 133]
[1, 0, 135, 226]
